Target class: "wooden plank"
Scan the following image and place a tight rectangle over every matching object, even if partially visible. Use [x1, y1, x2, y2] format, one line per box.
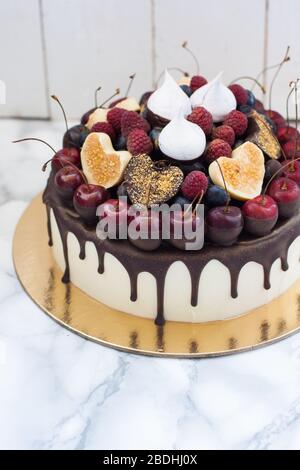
[42, 0, 153, 120]
[154, 0, 266, 102]
[0, 0, 48, 118]
[267, 0, 300, 117]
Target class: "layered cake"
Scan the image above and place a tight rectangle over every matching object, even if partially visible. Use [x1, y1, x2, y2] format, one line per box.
[22, 65, 300, 324]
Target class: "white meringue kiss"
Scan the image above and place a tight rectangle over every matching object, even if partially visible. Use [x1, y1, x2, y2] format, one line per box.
[147, 70, 191, 121]
[190, 72, 236, 122]
[158, 114, 206, 161]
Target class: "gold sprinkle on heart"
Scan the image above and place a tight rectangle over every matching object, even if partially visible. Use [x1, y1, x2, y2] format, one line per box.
[209, 142, 265, 201]
[81, 132, 132, 188]
[124, 154, 184, 206]
[247, 110, 281, 159]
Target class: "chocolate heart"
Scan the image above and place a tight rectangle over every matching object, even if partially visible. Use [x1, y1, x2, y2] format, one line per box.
[81, 132, 132, 188]
[247, 110, 281, 159]
[209, 142, 265, 201]
[124, 154, 184, 205]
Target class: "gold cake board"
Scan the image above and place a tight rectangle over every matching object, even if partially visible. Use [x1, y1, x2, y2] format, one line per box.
[13, 194, 300, 358]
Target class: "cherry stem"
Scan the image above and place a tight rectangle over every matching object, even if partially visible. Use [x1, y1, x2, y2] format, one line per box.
[12, 137, 57, 154]
[216, 160, 231, 211]
[285, 83, 294, 128]
[94, 86, 102, 108]
[252, 54, 291, 92]
[291, 79, 300, 162]
[125, 74, 136, 97]
[263, 156, 300, 195]
[51, 95, 68, 132]
[184, 191, 202, 216]
[66, 161, 88, 184]
[155, 68, 189, 88]
[268, 46, 290, 111]
[229, 76, 265, 94]
[182, 41, 199, 75]
[192, 190, 204, 215]
[99, 88, 120, 108]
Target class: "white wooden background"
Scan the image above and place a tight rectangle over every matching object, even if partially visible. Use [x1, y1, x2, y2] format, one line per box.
[0, 0, 299, 120]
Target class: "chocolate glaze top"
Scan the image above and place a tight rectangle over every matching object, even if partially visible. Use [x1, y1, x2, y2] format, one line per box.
[43, 173, 300, 325]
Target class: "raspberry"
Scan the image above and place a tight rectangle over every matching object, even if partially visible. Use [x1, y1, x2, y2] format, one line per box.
[228, 84, 248, 106]
[187, 107, 213, 135]
[90, 121, 115, 141]
[121, 111, 150, 139]
[107, 107, 126, 132]
[205, 139, 232, 165]
[127, 129, 153, 155]
[190, 75, 207, 92]
[181, 170, 208, 200]
[264, 110, 286, 128]
[282, 140, 300, 158]
[212, 125, 235, 146]
[223, 110, 248, 136]
[277, 126, 300, 144]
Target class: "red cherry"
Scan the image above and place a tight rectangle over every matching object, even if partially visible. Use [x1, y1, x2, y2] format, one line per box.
[264, 110, 286, 128]
[277, 126, 300, 144]
[206, 206, 243, 246]
[98, 199, 130, 239]
[281, 160, 300, 186]
[267, 177, 300, 218]
[128, 210, 161, 251]
[73, 184, 109, 225]
[54, 165, 84, 202]
[242, 195, 278, 236]
[52, 147, 81, 172]
[169, 210, 204, 251]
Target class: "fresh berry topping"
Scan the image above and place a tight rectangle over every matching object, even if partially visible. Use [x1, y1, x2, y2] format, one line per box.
[63, 124, 88, 149]
[243, 195, 278, 219]
[282, 160, 300, 186]
[246, 90, 256, 108]
[204, 184, 228, 208]
[90, 122, 116, 141]
[172, 195, 191, 208]
[237, 104, 253, 115]
[242, 195, 278, 236]
[265, 110, 286, 129]
[180, 84, 192, 96]
[52, 147, 81, 172]
[179, 160, 207, 176]
[190, 75, 207, 92]
[212, 125, 235, 146]
[54, 165, 84, 202]
[127, 129, 153, 155]
[114, 134, 127, 151]
[81, 107, 96, 125]
[121, 111, 150, 139]
[205, 139, 232, 164]
[264, 160, 282, 183]
[223, 110, 248, 137]
[187, 107, 213, 135]
[128, 211, 161, 251]
[267, 177, 300, 218]
[73, 184, 109, 225]
[228, 84, 248, 105]
[181, 170, 208, 200]
[254, 99, 265, 113]
[206, 206, 244, 246]
[282, 140, 300, 158]
[277, 126, 300, 144]
[107, 107, 127, 133]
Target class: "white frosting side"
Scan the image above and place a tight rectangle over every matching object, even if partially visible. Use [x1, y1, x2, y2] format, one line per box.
[147, 70, 191, 120]
[158, 114, 206, 160]
[190, 72, 237, 122]
[50, 210, 300, 323]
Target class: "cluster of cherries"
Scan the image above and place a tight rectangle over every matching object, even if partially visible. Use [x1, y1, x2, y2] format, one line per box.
[14, 74, 300, 251]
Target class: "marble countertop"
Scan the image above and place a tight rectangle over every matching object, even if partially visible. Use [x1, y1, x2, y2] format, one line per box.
[1, 119, 300, 450]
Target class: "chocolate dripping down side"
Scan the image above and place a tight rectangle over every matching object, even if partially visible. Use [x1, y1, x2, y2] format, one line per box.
[43, 173, 300, 325]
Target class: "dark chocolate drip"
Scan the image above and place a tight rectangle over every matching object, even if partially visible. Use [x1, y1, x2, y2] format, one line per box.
[79, 240, 86, 260]
[52, 206, 70, 284]
[45, 205, 53, 246]
[96, 245, 105, 274]
[43, 173, 300, 323]
[190, 269, 202, 306]
[263, 264, 271, 290]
